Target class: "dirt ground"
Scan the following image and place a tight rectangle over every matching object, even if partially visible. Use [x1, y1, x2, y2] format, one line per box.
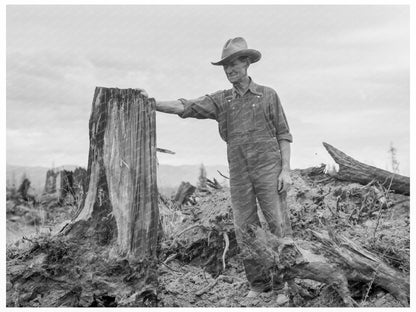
[6, 167, 410, 307]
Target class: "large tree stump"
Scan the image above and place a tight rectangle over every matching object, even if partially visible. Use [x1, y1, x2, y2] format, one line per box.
[323, 142, 410, 195]
[64, 87, 159, 303]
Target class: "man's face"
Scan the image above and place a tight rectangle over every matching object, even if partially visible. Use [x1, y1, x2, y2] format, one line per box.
[223, 58, 249, 84]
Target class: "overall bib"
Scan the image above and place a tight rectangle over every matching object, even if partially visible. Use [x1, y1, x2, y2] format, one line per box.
[226, 91, 292, 292]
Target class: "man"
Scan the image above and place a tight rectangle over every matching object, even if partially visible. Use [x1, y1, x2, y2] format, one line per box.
[139, 37, 293, 305]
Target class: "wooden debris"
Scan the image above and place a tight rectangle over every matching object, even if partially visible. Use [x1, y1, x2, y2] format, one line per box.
[217, 170, 229, 180]
[311, 229, 409, 306]
[207, 178, 222, 190]
[174, 182, 196, 205]
[163, 253, 177, 265]
[221, 232, 229, 270]
[156, 147, 175, 155]
[171, 224, 208, 247]
[195, 275, 236, 296]
[241, 226, 409, 307]
[323, 142, 410, 195]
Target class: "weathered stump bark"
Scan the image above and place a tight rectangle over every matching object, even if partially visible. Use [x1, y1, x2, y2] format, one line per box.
[323, 142, 410, 195]
[64, 87, 159, 304]
[58, 170, 74, 204]
[72, 167, 88, 199]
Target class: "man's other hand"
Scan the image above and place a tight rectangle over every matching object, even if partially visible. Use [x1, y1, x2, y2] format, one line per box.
[278, 170, 292, 193]
[135, 88, 149, 98]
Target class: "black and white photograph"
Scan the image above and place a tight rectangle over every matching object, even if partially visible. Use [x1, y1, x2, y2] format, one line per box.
[4, 2, 413, 308]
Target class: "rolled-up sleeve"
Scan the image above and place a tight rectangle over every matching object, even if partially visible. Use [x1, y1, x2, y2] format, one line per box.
[273, 92, 293, 142]
[178, 92, 221, 120]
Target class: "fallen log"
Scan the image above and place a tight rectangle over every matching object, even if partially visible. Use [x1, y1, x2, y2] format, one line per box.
[311, 230, 409, 306]
[323, 142, 410, 195]
[242, 226, 409, 307]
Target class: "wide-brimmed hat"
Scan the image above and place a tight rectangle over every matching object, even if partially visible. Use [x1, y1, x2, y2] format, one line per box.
[211, 37, 261, 66]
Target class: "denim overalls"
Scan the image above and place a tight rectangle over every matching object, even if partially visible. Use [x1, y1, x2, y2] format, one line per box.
[225, 89, 292, 292]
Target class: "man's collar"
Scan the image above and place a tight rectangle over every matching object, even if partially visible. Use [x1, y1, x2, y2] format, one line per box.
[232, 77, 263, 98]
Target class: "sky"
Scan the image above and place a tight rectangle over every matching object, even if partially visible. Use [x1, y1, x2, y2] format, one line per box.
[6, 5, 411, 175]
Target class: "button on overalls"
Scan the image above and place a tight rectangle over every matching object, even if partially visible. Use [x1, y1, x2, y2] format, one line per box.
[225, 91, 292, 292]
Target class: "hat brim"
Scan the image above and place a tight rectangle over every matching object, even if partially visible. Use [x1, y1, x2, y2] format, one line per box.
[211, 49, 261, 66]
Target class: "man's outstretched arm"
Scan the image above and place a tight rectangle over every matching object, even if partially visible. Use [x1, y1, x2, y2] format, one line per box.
[136, 88, 184, 115]
[155, 100, 184, 115]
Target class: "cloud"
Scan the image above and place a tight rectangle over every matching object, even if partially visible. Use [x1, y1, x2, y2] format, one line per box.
[6, 5, 410, 176]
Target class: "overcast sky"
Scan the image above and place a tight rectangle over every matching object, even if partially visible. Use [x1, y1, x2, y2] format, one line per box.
[6, 5, 410, 175]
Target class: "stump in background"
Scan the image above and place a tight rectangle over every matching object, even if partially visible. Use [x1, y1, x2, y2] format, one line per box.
[58, 170, 74, 204]
[197, 164, 208, 192]
[43, 168, 87, 205]
[174, 182, 196, 206]
[323, 142, 410, 195]
[73, 167, 88, 195]
[17, 178, 34, 202]
[44, 169, 58, 194]
[65, 87, 159, 304]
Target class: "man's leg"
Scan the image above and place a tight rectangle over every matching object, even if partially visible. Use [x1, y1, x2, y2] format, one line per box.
[228, 144, 271, 293]
[251, 142, 292, 238]
[251, 141, 293, 291]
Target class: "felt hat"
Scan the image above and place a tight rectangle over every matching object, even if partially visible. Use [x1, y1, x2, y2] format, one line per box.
[211, 37, 261, 66]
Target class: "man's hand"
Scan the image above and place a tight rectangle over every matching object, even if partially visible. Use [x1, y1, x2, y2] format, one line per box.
[278, 169, 292, 193]
[135, 88, 149, 98]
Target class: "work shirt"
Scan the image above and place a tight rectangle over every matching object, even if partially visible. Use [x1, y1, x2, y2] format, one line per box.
[178, 78, 293, 143]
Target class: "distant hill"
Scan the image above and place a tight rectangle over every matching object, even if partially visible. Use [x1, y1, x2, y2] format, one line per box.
[6, 163, 229, 195]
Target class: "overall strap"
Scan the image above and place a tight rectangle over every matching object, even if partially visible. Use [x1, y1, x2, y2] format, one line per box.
[223, 89, 233, 143]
